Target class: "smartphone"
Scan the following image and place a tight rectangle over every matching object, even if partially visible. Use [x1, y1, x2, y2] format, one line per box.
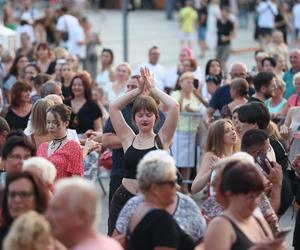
[276, 228, 292, 239]
[256, 151, 271, 174]
[193, 79, 199, 89]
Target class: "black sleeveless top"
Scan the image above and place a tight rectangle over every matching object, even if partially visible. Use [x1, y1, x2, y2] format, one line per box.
[220, 215, 269, 250]
[123, 135, 162, 179]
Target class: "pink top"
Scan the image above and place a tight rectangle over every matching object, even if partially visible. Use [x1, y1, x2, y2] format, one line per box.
[37, 140, 84, 180]
[287, 94, 300, 108]
[71, 235, 122, 250]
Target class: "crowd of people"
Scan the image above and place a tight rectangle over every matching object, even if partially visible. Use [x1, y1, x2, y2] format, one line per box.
[0, 0, 300, 249]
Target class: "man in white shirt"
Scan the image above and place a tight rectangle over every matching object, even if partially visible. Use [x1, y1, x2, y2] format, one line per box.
[293, 1, 300, 46]
[56, 6, 86, 62]
[134, 46, 166, 91]
[256, 0, 278, 45]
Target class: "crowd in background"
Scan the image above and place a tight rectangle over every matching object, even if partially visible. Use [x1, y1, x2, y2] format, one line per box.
[0, 0, 300, 250]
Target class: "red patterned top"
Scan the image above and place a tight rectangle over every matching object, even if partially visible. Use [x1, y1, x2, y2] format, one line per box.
[37, 140, 84, 180]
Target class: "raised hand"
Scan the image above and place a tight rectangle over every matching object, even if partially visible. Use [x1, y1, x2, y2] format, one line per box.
[140, 67, 156, 91]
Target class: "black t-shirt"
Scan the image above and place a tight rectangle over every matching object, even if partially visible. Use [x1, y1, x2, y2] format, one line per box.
[127, 209, 194, 250]
[5, 107, 30, 131]
[217, 19, 234, 45]
[64, 99, 102, 134]
[198, 6, 208, 27]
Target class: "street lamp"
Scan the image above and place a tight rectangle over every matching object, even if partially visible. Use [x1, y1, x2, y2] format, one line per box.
[122, 0, 129, 62]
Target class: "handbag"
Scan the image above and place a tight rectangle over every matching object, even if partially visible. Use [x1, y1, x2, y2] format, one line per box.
[99, 150, 112, 170]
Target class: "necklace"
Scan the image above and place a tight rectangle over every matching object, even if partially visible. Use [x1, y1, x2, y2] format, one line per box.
[50, 135, 67, 151]
[136, 135, 154, 145]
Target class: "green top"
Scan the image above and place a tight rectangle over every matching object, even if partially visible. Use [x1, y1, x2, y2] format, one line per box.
[265, 98, 287, 113]
[283, 69, 296, 99]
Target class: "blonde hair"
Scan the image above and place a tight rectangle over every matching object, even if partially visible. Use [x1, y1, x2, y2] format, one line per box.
[293, 72, 300, 86]
[179, 72, 195, 82]
[23, 157, 57, 186]
[54, 47, 68, 60]
[3, 211, 53, 250]
[117, 62, 132, 78]
[275, 77, 286, 93]
[266, 120, 281, 140]
[31, 99, 55, 135]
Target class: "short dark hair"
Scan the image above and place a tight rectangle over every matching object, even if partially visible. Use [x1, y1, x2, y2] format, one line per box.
[237, 102, 270, 129]
[1, 171, 49, 227]
[262, 57, 277, 68]
[219, 161, 264, 195]
[241, 129, 269, 152]
[148, 46, 159, 54]
[253, 71, 275, 92]
[2, 136, 36, 160]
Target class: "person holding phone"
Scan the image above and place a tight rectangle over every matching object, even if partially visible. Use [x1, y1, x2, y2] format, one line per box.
[171, 72, 204, 194]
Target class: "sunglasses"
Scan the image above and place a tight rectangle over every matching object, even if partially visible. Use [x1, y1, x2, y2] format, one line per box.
[155, 172, 183, 187]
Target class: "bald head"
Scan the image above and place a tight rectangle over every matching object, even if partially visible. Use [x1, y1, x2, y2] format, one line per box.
[230, 62, 248, 79]
[290, 49, 300, 71]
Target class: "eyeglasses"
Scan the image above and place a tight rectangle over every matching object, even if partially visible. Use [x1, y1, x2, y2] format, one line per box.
[155, 178, 181, 188]
[8, 191, 33, 200]
[7, 154, 31, 161]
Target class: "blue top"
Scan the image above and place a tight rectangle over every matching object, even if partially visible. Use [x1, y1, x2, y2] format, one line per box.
[265, 98, 287, 113]
[103, 103, 166, 177]
[209, 85, 255, 111]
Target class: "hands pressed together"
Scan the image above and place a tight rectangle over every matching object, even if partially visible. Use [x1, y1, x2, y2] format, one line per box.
[136, 67, 156, 93]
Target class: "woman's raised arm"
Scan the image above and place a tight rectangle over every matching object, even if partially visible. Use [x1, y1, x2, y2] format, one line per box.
[142, 68, 179, 148]
[109, 80, 144, 149]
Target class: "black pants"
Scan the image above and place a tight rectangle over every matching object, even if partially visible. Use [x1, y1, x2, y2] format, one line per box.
[109, 175, 123, 208]
[108, 184, 135, 236]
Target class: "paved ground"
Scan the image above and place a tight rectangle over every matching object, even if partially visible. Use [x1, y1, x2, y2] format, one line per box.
[86, 9, 296, 248]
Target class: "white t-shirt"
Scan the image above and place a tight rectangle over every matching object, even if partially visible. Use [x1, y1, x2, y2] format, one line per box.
[257, 1, 278, 29]
[134, 62, 167, 91]
[68, 25, 86, 60]
[16, 24, 36, 48]
[56, 14, 84, 56]
[293, 4, 300, 29]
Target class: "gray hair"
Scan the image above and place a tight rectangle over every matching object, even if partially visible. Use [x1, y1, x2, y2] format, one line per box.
[137, 150, 176, 193]
[230, 62, 248, 74]
[54, 177, 100, 225]
[23, 157, 57, 185]
[40, 81, 62, 98]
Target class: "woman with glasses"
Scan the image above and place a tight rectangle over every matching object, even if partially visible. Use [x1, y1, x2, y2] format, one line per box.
[126, 150, 195, 250]
[0, 171, 49, 248]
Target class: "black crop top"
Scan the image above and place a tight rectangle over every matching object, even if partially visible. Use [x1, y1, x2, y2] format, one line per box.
[123, 135, 161, 179]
